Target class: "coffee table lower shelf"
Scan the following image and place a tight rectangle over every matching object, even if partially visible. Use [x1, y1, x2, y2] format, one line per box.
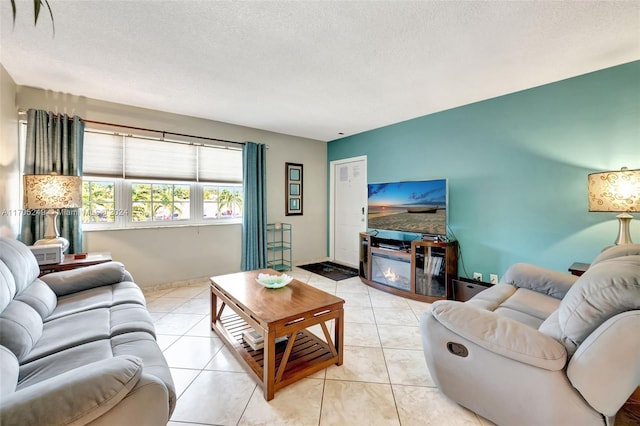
[214, 313, 338, 395]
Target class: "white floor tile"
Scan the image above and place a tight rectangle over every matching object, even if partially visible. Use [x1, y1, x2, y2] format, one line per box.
[392, 385, 482, 426]
[325, 346, 389, 383]
[373, 306, 419, 326]
[154, 313, 206, 335]
[344, 322, 381, 347]
[170, 370, 257, 425]
[238, 378, 324, 426]
[147, 297, 188, 313]
[320, 380, 400, 426]
[169, 367, 201, 398]
[163, 335, 224, 369]
[384, 348, 435, 386]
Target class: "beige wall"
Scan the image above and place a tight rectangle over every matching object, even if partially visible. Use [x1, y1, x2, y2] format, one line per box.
[7, 86, 328, 287]
[0, 65, 19, 238]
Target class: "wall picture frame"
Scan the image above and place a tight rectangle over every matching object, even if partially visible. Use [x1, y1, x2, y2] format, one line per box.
[285, 162, 303, 216]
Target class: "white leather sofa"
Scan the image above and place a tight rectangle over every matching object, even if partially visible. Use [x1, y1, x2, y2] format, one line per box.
[420, 244, 640, 426]
[0, 237, 176, 425]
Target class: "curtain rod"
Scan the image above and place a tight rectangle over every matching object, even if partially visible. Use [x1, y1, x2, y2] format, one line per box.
[18, 110, 245, 147]
[81, 119, 245, 147]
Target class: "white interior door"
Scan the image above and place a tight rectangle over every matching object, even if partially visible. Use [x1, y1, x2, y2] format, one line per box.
[330, 156, 367, 267]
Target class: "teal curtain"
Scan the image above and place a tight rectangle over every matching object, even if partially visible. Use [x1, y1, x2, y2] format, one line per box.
[241, 142, 267, 271]
[20, 109, 84, 253]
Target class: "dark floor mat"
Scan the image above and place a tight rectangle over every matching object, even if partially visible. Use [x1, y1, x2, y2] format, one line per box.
[297, 261, 359, 281]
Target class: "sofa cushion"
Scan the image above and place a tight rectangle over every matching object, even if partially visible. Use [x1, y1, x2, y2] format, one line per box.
[0, 345, 19, 396]
[0, 261, 17, 312]
[0, 300, 43, 361]
[22, 304, 156, 364]
[494, 288, 561, 328]
[1, 355, 143, 426]
[17, 332, 176, 415]
[555, 255, 640, 355]
[466, 284, 560, 328]
[500, 263, 577, 299]
[14, 279, 57, 319]
[46, 282, 146, 321]
[0, 238, 41, 295]
[466, 283, 517, 311]
[41, 262, 133, 297]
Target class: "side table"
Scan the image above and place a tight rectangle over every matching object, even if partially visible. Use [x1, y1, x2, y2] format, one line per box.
[568, 262, 590, 277]
[38, 252, 112, 276]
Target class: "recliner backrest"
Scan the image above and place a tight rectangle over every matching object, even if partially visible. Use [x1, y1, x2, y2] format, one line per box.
[0, 237, 41, 296]
[0, 238, 58, 361]
[541, 254, 640, 356]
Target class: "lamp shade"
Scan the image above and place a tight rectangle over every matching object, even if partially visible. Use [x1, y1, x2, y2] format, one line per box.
[23, 174, 83, 210]
[588, 168, 640, 213]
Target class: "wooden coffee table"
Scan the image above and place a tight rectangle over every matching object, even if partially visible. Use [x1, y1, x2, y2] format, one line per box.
[210, 269, 345, 400]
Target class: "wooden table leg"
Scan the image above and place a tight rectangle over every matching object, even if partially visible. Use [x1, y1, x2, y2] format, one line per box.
[263, 329, 276, 401]
[210, 287, 217, 329]
[335, 308, 344, 365]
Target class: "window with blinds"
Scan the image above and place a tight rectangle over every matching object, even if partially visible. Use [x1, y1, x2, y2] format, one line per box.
[82, 130, 243, 229]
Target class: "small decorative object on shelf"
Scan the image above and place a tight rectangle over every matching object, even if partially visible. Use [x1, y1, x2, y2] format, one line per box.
[267, 223, 292, 271]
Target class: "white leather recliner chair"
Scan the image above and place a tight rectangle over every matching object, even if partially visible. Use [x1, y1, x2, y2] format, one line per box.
[420, 244, 640, 426]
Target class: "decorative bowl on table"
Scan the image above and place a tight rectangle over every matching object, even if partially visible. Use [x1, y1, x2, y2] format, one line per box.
[255, 273, 293, 289]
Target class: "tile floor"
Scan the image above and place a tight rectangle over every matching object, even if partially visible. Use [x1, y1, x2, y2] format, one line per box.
[143, 266, 634, 426]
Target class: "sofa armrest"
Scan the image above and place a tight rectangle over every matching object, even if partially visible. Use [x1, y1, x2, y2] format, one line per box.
[430, 300, 567, 370]
[40, 262, 133, 297]
[0, 355, 142, 426]
[500, 263, 577, 299]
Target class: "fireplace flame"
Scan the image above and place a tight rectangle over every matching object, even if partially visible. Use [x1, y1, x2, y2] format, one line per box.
[383, 267, 398, 282]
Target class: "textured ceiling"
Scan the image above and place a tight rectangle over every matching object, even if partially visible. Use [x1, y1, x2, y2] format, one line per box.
[1, 1, 639, 141]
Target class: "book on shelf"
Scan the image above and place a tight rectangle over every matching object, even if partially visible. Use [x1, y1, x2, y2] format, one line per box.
[424, 256, 443, 276]
[242, 329, 287, 351]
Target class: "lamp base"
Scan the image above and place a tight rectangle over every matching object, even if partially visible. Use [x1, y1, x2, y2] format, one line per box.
[34, 237, 68, 254]
[38, 208, 70, 253]
[614, 213, 634, 245]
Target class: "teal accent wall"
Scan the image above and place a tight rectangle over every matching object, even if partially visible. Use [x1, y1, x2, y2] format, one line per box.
[328, 61, 640, 280]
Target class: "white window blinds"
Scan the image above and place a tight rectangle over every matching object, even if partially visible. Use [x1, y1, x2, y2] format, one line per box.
[83, 132, 123, 178]
[198, 146, 243, 183]
[83, 131, 243, 183]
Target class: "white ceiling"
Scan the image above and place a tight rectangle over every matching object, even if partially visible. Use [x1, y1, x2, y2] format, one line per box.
[1, 1, 639, 142]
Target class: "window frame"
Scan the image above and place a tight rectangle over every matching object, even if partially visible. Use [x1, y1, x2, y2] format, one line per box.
[81, 177, 243, 231]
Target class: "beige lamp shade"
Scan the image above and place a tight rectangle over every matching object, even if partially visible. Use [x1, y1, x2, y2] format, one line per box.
[588, 168, 640, 213]
[23, 174, 83, 210]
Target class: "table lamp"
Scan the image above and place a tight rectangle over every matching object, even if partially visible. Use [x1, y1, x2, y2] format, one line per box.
[588, 167, 640, 245]
[23, 173, 82, 253]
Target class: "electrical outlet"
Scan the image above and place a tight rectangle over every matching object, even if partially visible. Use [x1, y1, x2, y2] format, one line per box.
[473, 272, 483, 281]
[490, 274, 499, 284]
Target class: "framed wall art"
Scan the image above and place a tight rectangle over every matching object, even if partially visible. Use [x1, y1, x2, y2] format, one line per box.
[285, 162, 303, 216]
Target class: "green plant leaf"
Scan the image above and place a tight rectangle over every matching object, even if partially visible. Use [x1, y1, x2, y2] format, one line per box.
[10, 0, 16, 26]
[34, 0, 41, 24]
[44, 0, 55, 34]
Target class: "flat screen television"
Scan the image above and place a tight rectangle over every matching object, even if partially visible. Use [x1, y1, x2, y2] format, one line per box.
[367, 178, 447, 237]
